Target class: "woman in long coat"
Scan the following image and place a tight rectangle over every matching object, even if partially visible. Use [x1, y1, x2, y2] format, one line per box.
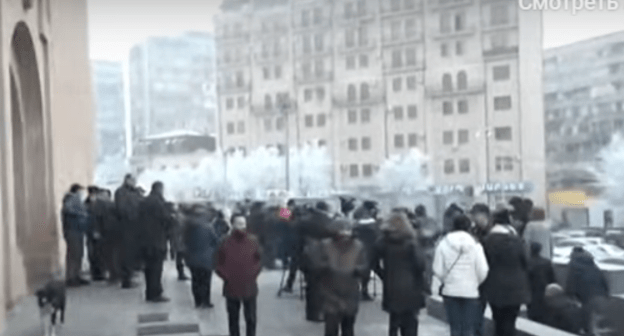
[373, 212, 427, 336]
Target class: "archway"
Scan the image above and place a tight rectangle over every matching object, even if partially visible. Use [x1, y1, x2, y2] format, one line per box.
[10, 22, 55, 291]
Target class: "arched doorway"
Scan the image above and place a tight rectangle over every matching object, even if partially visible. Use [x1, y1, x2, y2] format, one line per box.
[9, 22, 56, 291]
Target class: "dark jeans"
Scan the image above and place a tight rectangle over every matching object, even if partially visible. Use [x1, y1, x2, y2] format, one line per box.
[490, 305, 520, 336]
[285, 254, 299, 289]
[65, 231, 84, 281]
[120, 230, 137, 286]
[226, 297, 257, 336]
[443, 296, 481, 336]
[304, 272, 323, 321]
[102, 236, 122, 282]
[142, 249, 166, 300]
[176, 252, 187, 278]
[324, 313, 356, 336]
[87, 236, 105, 280]
[189, 267, 212, 306]
[389, 311, 419, 336]
[475, 297, 487, 336]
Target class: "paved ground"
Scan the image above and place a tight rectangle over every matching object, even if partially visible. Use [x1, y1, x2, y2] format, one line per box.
[3, 260, 449, 336]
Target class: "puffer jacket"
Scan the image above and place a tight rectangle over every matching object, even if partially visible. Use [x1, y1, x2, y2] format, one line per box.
[432, 230, 489, 299]
[61, 192, 90, 234]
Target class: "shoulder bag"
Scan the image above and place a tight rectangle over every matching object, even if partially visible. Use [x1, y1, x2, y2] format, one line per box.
[438, 244, 463, 296]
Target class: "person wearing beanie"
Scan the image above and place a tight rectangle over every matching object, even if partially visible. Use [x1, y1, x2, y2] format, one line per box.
[527, 242, 556, 324]
[307, 218, 368, 336]
[543, 284, 583, 333]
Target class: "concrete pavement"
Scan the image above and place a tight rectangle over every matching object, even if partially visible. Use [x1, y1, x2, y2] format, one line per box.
[3, 260, 449, 336]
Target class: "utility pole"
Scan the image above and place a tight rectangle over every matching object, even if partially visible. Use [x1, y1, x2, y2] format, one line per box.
[281, 99, 291, 192]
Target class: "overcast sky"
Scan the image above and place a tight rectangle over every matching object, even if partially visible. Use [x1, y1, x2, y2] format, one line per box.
[87, 0, 624, 61]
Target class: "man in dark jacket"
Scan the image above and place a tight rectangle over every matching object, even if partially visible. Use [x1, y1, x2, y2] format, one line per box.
[216, 214, 262, 336]
[137, 181, 173, 302]
[373, 212, 427, 336]
[61, 184, 90, 287]
[353, 216, 378, 301]
[114, 174, 143, 288]
[543, 284, 583, 334]
[527, 242, 556, 323]
[95, 189, 123, 283]
[85, 186, 106, 281]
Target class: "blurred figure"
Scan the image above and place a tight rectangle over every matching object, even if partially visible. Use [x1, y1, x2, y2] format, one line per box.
[168, 202, 188, 281]
[61, 184, 91, 287]
[184, 205, 219, 308]
[308, 219, 368, 336]
[543, 284, 583, 334]
[468, 203, 491, 336]
[523, 208, 552, 260]
[216, 215, 262, 336]
[442, 204, 464, 234]
[527, 242, 556, 324]
[373, 212, 427, 336]
[213, 210, 231, 239]
[353, 214, 378, 301]
[85, 186, 105, 281]
[432, 215, 489, 336]
[339, 196, 356, 218]
[114, 174, 143, 289]
[566, 246, 610, 335]
[353, 200, 378, 220]
[96, 189, 123, 284]
[481, 209, 531, 336]
[414, 205, 440, 292]
[137, 181, 173, 303]
[508, 197, 533, 237]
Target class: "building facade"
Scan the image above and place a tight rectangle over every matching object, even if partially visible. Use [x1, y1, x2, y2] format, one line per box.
[215, 0, 545, 208]
[129, 32, 217, 152]
[0, 0, 94, 329]
[544, 32, 624, 194]
[91, 60, 126, 161]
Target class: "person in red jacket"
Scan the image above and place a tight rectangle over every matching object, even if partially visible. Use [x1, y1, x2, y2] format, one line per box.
[216, 214, 262, 336]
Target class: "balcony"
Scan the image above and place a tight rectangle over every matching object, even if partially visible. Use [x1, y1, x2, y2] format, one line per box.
[251, 103, 298, 116]
[483, 46, 519, 58]
[426, 84, 485, 98]
[333, 93, 385, 108]
[294, 19, 333, 32]
[218, 83, 251, 94]
[337, 40, 378, 54]
[337, 12, 376, 26]
[427, 0, 473, 11]
[383, 63, 425, 76]
[380, 6, 423, 18]
[253, 52, 290, 64]
[294, 49, 334, 60]
[382, 35, 424, 48]
[432, 27, 476, 41]
[296, 71, 334, 84]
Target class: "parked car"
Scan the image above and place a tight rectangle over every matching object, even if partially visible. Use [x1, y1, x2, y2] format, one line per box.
[553, 238, 605, 259]
[553, 242, 624, 266]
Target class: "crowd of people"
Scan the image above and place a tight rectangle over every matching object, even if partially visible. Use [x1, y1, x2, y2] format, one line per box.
[60, 175, 613, 336]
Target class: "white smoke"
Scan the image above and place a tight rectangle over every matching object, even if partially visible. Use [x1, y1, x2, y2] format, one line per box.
[597, 133, 624, 203]
[376, 149, 431, 194]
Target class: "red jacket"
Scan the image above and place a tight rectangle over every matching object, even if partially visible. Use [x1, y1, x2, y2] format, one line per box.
[215, 230, 262, 299]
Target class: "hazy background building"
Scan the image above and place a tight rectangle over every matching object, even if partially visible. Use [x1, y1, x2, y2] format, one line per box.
[544, 31, 624, 195]
[215, 0, 545, 208]
[91, 60, 126, 161]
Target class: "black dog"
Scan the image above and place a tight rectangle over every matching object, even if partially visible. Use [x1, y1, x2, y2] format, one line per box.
[36, 280, 66, 336]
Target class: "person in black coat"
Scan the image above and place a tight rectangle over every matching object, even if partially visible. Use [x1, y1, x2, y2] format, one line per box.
[353, 215, 379, 301]
[543, 284, 583, 334]
[481, 209, 531, 336]
[373, 212, 427, 336]
[114, 174, 143, 288]
[527, 242, 556, 324]
[137, 181, 174, 302]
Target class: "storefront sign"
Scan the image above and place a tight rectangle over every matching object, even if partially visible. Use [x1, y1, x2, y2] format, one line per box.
[429, 184, 468, 195]
[479, 182, 534, 194]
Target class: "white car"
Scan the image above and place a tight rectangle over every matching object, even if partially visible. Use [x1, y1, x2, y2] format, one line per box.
[553, 242, 624, 266]
[553, 237, 604, 259]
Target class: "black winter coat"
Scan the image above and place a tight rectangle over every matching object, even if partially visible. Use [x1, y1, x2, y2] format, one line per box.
[544, 293, 583, 334]
[566, 250, 609, 304]
[137, 192, 172, 254]
[527, 255, 556, 322]
[481, 227, 531, 307]
[373, 233, 427, 313]
[114, 185, 143, 232]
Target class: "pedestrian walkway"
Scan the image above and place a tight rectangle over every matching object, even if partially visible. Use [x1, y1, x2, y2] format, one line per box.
[3, 261, 449, 336]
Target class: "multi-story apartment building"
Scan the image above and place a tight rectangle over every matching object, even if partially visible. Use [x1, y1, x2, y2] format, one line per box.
[544, 31, 624, 194]
[129, 32, 217, 151]
[91, 60, 126, 161]
[215, 0, 545, 208]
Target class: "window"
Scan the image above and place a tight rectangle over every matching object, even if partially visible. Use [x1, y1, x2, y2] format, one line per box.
[493, 65, 510, 81]
[459, 159, 470, 173]
[237, 97, 245, 108]
[391, 21, 402, 41]
[440, 12, 451, 33]
[348, 110, 357, 124]
[263, 67, 270, 80]
[226, 98, 234, 110]
[406, 48, 416, 66]
[276, 117, 284, 130]
[274, 66, 282, 79]
[274, 41, 281, 56]
[405, 0, 415, 9]
[304, 89, 313, 102]
[458, 129, 469, 144]
[495, 156, 513, 171]
[314, 8, 322, 24]
[237, 121, 245, 133]
[491, 32, 508, 49]
[363, 164, 373, 177]
[359, 54, 369, 68]
[442, 73, 452, 91]
[227, 122, 235, 134]
[344, 2, 354, 18]
[408, 133, 418, 147]
[316, 87, 325, 100]
[391, 0, 401, 11]
[393, 78, 402, 92]
[394, 134, 405, 148]
[315, 59, 324, 77]
[408, 105, 417, 119]
[495, 127, 512, 141]
[458, 100, 468, 114]
[346, 29, 355, 47]
[357, 0, 366, 14]
[358, 26, 368, 46]
[456, 41, 464, 55]
[494, 96, 512, 110]
[360, 83, 370, 101]
[362, 137, 371, 150]
[317, 114, 326, 127]
[457, 71, 467, 90]
[349, 164, 359, 177]
[361, 108, 371, 123]
[491, 4, 509, 26]
[262, 43, 269, 58]
[348, 84, 356, 101]
[441, 43, 448, 57]
[258, 118, 271, 134]
[394, 106, 404, 120]
[405, 19, 416, 38]
[303, 35, 312, 53]
[346, 56, 356, 69]
[264, 94, 273, 109]
[348, 138, 358, 151]
[443, 131, 453, 145]
[302, 9, 310, 27]
[392, 50, 403, 68]
[319, 139, 327, 147]
[444, 159, 454, 174]
[443, 101, 453, 115]
[303, 62, 312, 78]
[407, 76, 416, 90]
[455, 12, 465, 31]
[305, 115, 314, 127]
[314, 33, 324, 51]
[236, 71, 244, 87]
